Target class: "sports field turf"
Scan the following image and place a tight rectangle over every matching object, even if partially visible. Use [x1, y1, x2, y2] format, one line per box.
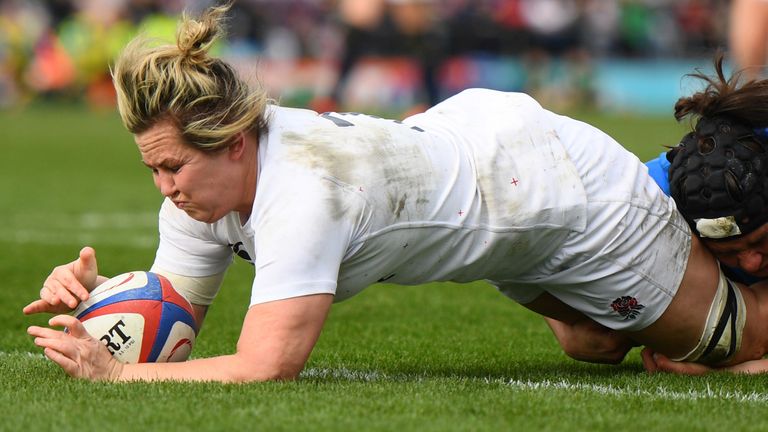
[3, 104, 768, 431]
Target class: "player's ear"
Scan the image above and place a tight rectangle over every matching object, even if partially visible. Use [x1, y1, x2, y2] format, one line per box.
[227, 132, 246, 161]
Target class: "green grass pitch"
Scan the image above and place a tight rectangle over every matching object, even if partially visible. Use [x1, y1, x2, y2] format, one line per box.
[3, 104, 768, 431]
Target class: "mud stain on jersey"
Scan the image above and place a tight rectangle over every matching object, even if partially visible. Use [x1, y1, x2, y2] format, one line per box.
[281, 130, 358, 183]
[389, 193, 408, 219]
[281, 123, 434, 223]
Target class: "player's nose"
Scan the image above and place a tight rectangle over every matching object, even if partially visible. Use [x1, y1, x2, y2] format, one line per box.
[737, 250, 764, 274]
[155, 171, 177, 197]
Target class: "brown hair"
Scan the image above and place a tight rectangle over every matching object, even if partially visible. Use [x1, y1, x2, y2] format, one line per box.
[674, 53, 768, 127]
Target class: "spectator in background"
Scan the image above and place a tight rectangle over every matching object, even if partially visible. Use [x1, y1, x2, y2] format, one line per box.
[675, 0, 720, 55]
[311, 0, 446, 115]
[0, 0, 56, 104]
[519, 0, 594, 109]
[730, 0, 768, 79]
[56, 0, 134, 107]
[581, 0, 620, 58]
[616, 0, 653, 57]
[0, 0, 745, 110]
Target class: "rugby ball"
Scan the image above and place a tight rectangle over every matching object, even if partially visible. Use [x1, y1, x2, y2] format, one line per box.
[72, 271, 197, 363]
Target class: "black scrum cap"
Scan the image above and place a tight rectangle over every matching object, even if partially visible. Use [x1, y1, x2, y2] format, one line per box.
[669, 116, 768, 240]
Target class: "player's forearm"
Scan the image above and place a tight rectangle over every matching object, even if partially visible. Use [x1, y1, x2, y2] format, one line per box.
[730, 285, 768, 365]
[117, 353, 300, 383]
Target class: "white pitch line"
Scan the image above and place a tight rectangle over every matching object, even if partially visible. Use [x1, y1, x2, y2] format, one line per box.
[8, 211, 158, 229]
[499, 378, 768, 403]
[302, 368, 768, 403]
[1, 211, 159, 248]
[0, 230, 157, 249]
[0, 351, 46, 359]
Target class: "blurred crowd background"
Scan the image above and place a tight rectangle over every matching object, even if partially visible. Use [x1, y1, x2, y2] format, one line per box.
[0, 0, 731, 114]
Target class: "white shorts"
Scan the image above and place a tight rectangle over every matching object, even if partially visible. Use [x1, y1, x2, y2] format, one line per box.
[497, 114, 692, 331]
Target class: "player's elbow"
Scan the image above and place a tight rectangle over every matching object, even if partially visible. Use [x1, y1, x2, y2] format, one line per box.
[560, 341, 630, 365]
[227, 353, 305, 382]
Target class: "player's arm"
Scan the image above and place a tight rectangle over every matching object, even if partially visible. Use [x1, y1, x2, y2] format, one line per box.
[23, 246, 106, 315]
[150, 269, 225, 332]
[27, 293, 333, 382]
[643, 280, 768, 375]
[523, 294, 637, 364]
[544, 316, 636, 364]
[530, 236, 768, 367]
[624, 236, 768, 367]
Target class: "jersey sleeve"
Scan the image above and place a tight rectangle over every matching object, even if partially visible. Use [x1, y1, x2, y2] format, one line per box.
[645, 151, 671, 196]
[248, 169, 364, 306]
[153, 198, 234, 277]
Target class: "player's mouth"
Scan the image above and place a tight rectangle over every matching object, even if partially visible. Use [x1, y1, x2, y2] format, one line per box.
[173, 201, 186, 209]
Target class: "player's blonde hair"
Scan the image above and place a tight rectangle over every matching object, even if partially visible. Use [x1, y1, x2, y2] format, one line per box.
[112, 2, 268, 151]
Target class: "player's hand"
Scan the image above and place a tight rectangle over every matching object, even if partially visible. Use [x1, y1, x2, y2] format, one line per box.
[642, 347, 768, 375]
[641, 347, 713, 375]
[27, 314, 123, 381]
[23, 247, 100, 315]
[546, 317, 636, 364]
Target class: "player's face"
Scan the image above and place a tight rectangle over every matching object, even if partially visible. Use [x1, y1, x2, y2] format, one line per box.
[704, 222, 768, 277]
[134, 120, 246, 224]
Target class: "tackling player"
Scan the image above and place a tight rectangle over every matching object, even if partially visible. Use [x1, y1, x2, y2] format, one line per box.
[551, 55, 768, 371]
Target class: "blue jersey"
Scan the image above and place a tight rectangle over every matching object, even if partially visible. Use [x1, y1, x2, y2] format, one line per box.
[645, 152, 759, 284]
[646, 152, 671, 195]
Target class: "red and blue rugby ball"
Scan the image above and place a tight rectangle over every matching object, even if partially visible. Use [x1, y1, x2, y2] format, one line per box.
[72, 271, 197, 363]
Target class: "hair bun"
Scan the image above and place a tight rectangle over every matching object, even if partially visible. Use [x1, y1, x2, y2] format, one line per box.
[176, 4, 229, 64]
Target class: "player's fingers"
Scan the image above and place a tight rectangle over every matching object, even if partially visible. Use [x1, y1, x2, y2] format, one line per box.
[74, 246, 98, 294]
[48, 314, 88, 338]
[28, 325, 67, 339]
[640, 347, 658, 374]
[23, 298, 73, 315]
[44, 278, 81, 309]
[24, 299, 51, 315]
[53, 270, 89, 302]
[33, 332, 78, 357]
[38, 284, 61, 306]
[653, 353, 712, 376]
[42, 347, 80, 377]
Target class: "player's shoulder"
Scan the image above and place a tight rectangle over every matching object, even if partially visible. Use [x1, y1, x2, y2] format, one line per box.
[266, 104, 325, 131]
[645, 151, 671, 196]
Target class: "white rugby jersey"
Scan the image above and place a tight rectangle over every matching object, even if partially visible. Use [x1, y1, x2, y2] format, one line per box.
[153, 89, 592, 306]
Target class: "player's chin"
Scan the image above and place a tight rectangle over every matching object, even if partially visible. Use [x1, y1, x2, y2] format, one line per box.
[185, 208, 224, 224]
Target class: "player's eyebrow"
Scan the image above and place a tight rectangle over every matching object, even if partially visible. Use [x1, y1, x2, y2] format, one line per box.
[711, 230, 768, 254]
[141, 158, 182, 169]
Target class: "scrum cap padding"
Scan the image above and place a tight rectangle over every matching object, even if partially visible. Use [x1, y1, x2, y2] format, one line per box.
[669, 116, 768, 240]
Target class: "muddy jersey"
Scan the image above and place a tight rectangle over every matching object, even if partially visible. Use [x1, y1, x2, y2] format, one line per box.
[153, 89, 688, 330]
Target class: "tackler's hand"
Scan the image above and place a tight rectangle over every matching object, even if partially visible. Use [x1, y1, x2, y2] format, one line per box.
[641, 347, 713, 375]
[642, 347, 768, 375]
[23, 247, 100, 315]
